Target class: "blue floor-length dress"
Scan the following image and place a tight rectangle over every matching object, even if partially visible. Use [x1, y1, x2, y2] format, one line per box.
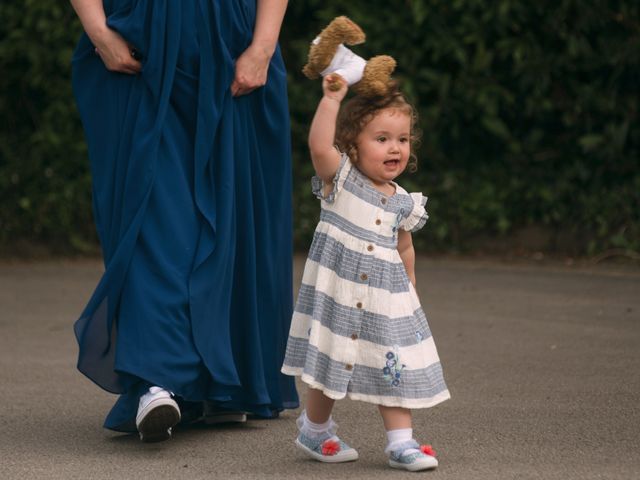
[71, 0, 298, 431]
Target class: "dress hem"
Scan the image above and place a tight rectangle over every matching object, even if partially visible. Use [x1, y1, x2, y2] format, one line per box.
[281, 367, 450, 409]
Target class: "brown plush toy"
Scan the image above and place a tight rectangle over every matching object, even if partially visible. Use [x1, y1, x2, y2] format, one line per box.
[302, 16, 397, 97]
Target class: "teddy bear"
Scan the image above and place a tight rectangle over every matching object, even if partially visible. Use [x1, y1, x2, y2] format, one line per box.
[302, 16, 397, 97]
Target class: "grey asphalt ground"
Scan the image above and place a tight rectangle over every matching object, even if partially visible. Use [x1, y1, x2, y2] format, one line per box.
[1, 256, 639, 480]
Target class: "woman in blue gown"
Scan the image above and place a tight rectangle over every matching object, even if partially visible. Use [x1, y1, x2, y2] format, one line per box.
[69, 0, 298, 438]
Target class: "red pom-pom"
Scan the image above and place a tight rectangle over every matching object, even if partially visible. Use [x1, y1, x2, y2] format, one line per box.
[321, 439, 341, 456]
[420, 444, 436, 457]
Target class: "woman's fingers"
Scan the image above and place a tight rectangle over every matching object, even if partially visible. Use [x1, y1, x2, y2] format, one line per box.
[230, 79, 242, 96]
[93, 30, 142, 74]
[231, 44, 270, 96]
[231, 76, 260, 97]
[231, 70, 265, 96]
[231, 74, 265, 97]
[96, 48, 141, 74]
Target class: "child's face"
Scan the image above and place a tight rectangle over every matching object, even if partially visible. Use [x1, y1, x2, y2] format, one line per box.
[355, 108, 411, 186]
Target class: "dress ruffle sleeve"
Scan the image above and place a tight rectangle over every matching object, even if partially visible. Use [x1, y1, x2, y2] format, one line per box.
[311, 152, 351, 204]
[399, 192, 429, 232]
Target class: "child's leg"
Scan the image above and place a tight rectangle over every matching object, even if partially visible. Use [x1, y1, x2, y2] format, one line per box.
[306, 387, 335, 423]
[298, 388, 336, 440]
[379, 405, 414, 452]
[378, 405, 412, 430]
[378, 406, 437, 471]
[294, 387, 358, 463]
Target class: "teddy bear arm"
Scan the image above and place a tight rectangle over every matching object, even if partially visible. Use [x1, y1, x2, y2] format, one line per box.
[353, 55, 397, 97]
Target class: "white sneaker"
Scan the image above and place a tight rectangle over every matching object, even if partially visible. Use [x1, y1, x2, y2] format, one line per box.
[135, 386, 181, 442]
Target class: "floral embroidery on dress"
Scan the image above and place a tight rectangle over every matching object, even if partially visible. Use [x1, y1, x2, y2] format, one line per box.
[382, 347, 406, 387]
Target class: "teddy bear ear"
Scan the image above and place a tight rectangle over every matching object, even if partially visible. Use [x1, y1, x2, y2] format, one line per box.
[353, 55, 397, 97]
[302, 16, 366, 79]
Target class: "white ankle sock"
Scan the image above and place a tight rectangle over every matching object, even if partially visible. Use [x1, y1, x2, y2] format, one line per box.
[305, 415, 332, 434]
[386, 428, 419, 455]
[299, 410, 335, 439]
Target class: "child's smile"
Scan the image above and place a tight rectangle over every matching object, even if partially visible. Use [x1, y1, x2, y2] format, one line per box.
[383, 158, 401, 168]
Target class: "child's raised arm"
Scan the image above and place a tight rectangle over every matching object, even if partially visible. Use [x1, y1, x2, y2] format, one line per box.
[308, 75, 348, 183]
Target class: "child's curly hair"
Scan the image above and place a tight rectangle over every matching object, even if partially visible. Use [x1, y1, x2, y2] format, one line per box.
[335, 85, 421, 172]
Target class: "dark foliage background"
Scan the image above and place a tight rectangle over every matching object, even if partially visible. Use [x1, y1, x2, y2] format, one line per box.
[1, 0, 638, 255]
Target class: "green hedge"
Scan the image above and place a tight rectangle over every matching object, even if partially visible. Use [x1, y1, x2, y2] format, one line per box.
[0, 1, 93, 253]
[1, 1, 638, 255]
[283, 0, 640, 254]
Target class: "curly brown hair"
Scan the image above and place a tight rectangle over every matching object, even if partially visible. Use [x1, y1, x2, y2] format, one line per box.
[335, 85, 421, 172]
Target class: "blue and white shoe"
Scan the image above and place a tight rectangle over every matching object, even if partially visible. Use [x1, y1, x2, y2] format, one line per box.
[388, 440, 438, 471]
[295, 432, 359, 463]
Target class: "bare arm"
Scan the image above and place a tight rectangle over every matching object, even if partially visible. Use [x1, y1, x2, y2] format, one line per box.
[308, 75, 347, 182]
[252, 0, 288, 57]
[69, 0, 141, 74]
[69, 0, 108, 43]
[231, 0, 288, 96]
[397, 229, 416, 287]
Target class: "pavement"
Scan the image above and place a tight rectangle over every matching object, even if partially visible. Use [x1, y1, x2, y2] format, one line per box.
[0, 256, 639, 479]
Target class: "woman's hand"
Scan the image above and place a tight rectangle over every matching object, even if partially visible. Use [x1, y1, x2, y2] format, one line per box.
[322, 74, 348, 103]
[69, 0, 140, 74]
[230, 44, 272, 97]
[93, 27, 142, 75]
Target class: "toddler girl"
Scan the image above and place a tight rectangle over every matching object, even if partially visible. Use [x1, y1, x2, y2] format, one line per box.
[281, 75, 450, 471]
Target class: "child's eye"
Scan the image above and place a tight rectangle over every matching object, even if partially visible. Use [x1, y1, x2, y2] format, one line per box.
[400, 137, 409, 143]
[376, 136, 387, 143]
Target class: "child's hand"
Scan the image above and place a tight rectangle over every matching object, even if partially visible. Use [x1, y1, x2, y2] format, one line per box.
[322, 74, 348, 103]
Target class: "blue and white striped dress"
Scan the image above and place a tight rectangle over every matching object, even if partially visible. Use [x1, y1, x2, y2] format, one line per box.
[282, 153, 450, 408]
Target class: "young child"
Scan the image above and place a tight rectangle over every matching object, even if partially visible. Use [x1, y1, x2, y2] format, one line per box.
[281, 75, 450, 471]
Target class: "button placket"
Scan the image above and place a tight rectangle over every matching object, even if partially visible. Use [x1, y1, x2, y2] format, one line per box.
[345, 304, 361, 373]
[350, 239, 373, 375]
[350, 271, 366, 331]
[348, 276, 368, 372]
[375, 194, 390, 238]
